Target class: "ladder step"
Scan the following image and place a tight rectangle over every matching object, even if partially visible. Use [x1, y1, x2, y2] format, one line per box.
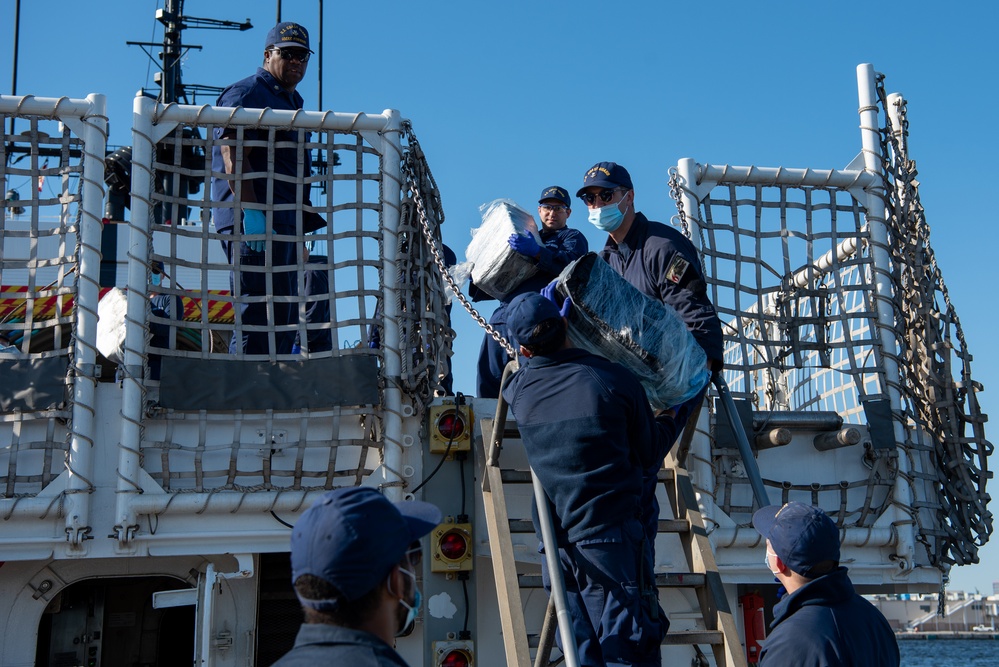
[657, 468, 676, 483]
[508, 518, 687, 533]
[500, 469, 533, 483]
[517, 573, 706, 588]
[527, 630, 723, 648]
[662, 630, 725, 646]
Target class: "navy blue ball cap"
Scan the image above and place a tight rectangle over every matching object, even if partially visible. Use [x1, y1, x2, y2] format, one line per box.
[291, 487, 441, 603]
[507, 292, 563, 348]
[576, 162, 633, 197]
[265, 22, 313, 53]
[539, 186, 571, 207]
[753, 502, 841, 578]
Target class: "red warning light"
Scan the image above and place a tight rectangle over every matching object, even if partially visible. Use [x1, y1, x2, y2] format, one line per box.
[436, 411, 465, 441]
[439, 530, 468, 560]
[440, 649, 471, 667]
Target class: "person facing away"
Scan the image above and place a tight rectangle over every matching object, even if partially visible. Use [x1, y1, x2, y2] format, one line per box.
[752, 502, 900, 667]
[472, 185, 587, 398]
[210, 22, 326, 355]
[501, 292, 699, 667]
[272, 486, 442, 667]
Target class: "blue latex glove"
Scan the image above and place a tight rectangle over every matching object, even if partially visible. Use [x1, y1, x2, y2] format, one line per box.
[541, 279, 572, 318]
[242, 209, 266, 252]
[508, 232, 541, 259]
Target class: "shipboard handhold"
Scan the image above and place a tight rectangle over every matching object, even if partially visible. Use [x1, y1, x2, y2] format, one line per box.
[556, 252, 710, 410]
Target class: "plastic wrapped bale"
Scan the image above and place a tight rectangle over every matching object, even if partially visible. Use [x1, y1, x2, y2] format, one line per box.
[555, 253, 711, 409]
[96, 287, 128, 364]
[461, 199, 542, 300]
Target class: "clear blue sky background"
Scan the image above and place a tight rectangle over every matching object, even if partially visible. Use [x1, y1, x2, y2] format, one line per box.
[3, 0, 996, 594]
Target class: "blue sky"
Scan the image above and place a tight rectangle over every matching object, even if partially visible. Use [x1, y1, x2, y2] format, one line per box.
[3, 0, 996, 593]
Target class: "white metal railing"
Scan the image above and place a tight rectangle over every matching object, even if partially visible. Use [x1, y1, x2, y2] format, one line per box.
[0, 94, 107, 548]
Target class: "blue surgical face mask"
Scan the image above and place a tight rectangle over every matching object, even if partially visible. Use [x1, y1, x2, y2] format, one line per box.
[396, 566, 422, 637]
[151, 272, 162, 288]
[587, 194, 630, 232]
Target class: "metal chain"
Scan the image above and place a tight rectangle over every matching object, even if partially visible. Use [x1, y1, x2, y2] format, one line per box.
[875, 74, 993, 569]
[400, 122, 516, 358]
[667, 167, 691, 238]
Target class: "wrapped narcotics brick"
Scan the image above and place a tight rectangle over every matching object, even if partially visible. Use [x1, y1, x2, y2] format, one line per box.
[464, 199, 542, 300]
[556, 252, 711, 409]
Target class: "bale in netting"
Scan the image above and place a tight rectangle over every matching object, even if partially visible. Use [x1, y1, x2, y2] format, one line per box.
[456, 199, 542, 300]
[556, 253, 710, 409]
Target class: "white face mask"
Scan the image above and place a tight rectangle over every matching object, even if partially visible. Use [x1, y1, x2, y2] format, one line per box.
[765, 548, 781, 577]
[395, 565, 422, 637]
[586, 191, 631, 232]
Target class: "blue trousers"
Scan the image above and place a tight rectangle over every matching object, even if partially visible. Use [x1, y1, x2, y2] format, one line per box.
[302, 255, 333, 353]
[221, 235, 298, 355]
[542, 522, 667, 667]
[475, 302, 511, 399]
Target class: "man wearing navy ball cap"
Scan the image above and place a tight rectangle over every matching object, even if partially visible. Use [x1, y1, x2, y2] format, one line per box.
[272, 486, 442, 666]
[502, 292, 698, 666]
[753, 502, 899, 666]
[210, 21, 326, 355]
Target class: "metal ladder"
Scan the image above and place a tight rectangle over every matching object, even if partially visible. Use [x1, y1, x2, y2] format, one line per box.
[479, 383, 749, 667]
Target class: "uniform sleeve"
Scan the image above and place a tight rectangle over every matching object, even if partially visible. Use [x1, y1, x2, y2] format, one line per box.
[535, 229, 589, 277]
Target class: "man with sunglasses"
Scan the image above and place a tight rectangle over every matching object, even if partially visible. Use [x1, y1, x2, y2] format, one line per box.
[274, 486, 442, 666]
[211, 22, 326, 355]
[576, 162, 723, 369]
[473, 185, 588, 398]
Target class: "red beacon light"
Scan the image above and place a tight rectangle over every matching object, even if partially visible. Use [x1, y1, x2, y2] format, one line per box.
[440, 648, 472, 667]
[431, 520, 473, 572]
[429, 404, 472, 453]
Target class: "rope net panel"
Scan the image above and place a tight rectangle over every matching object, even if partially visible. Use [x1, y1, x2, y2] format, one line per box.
[875, 76, 992, 569]
[689, 175, 897, 526]
[0, 109, 85, 500]
[134, 114, 452, 494]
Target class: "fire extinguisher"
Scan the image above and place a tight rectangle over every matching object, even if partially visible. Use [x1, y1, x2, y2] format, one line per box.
[740, 592, 766, 663]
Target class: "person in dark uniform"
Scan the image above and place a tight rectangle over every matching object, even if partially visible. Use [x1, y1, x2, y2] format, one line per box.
[753, 502, 900, 666]
[577, 162, 723, 367]
[273, 486, 442, 667]
[574, 161, 724, 568]
[502, 292, 699, 667]
[211, 22, 326, 355]
[473, 186, 588, 398]
[298, 240, 333, 353]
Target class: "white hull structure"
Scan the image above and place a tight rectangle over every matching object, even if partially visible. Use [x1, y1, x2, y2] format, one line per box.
[0, 64, 991, 666]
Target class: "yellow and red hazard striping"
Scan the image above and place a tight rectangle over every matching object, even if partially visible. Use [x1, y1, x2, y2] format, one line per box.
[1, 285, 235, 324]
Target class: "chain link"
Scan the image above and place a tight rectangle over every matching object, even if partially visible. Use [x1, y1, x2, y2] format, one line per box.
[875, 74, 993, 570]
[400, 122, 515, 358]
[667, 168, 691, 238]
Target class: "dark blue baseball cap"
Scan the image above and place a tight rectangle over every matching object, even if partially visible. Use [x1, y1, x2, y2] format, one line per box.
[507, 292, 563, 348]
[753, 502, 841, 578]
[291, 487, 441, 605]
[539, 186, 571, 207]
[265, 22, 313, 53]
[576, 162, 633, 197]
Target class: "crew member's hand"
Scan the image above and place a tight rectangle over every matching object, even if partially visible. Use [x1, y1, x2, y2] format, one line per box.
[541, 280, 572, 318]
[508, 232, 541, 259]
[242, 209, 267, 252]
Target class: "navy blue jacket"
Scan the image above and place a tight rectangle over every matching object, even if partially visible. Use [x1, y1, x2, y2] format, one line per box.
[210, 68, 318, 234]
[600, 212, 724, 362]
[760, 568, 900, 667]
[271, 623, 409, 667]
[502, 347, 691, 544]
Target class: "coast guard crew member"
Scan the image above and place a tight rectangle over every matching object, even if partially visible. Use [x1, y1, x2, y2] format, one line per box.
[211, 22, 326, 355]
[472, 186, 587, 398]
[502, 292, 699, 667]
[753, 502, 900, 667]
[572, 161, 724, 565]
[273, 486, 442, 667]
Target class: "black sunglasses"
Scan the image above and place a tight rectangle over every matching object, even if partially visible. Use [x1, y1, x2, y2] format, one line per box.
[270, 48, 310, 63]
[578, 188, 627, 205]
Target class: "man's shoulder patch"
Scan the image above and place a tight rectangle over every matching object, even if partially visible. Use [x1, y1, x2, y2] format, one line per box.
[665, 255, 691, 284]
